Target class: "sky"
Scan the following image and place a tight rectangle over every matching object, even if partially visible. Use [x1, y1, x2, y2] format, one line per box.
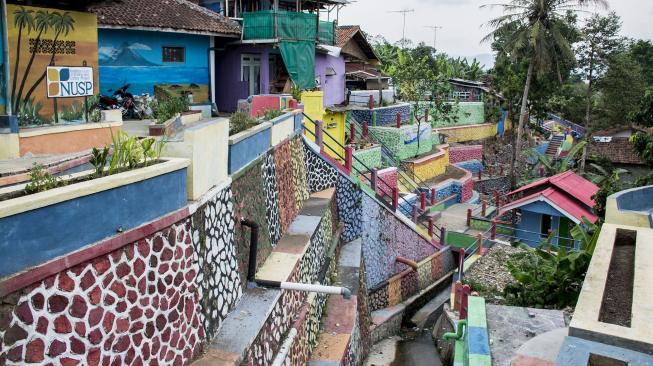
[334, 0, 653, 68]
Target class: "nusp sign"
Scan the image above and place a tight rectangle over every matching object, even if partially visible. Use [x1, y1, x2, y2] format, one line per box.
[47, 66, 94, 98]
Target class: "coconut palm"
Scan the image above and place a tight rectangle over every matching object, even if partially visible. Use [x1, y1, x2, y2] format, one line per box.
[23, 11, 75, 105]
[14, 10, 50, 112]
[482, 0, 607, 184]
[11, 7, 34, 110]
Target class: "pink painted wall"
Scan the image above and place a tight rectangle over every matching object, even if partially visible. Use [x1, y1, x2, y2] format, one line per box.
[448, 145, 483, 164]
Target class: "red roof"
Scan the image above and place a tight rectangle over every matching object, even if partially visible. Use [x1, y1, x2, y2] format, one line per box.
[502, 171, 599, 223]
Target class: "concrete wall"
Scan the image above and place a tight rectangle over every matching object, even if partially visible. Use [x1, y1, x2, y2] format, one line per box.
[228, 122, 272, 174]
[18, 122, 122, 157]
[404, 145, 449, 181]
[437, 122, 498, 143]
[606, 185, 653, 228]
[315, 52, 345, 107]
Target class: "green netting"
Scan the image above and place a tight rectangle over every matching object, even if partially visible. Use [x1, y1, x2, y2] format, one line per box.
[243, 10, 317, 42]
[279, 40, 316, 90]
[318, 20, 335, 45]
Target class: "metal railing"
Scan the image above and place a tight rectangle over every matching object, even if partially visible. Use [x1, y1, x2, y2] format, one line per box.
[302, 113, 444, 243]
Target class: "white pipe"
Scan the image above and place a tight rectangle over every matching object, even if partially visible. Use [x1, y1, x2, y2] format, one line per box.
[280, 282, 351, 299]
[271, 327, 297, 366]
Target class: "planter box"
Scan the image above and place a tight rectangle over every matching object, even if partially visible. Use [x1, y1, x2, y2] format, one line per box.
[270, 111, 296, 147]
[180, 111, 203, 125]
[100, 109, 123, 123]
[228, 122, 272, 174]
[352, 144, 382, 173]
[0, 158, 189, 278]
[149, 114, 182, 137]
[18, 122, 122, 157]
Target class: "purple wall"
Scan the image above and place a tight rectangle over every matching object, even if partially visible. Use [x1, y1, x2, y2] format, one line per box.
[315, 53, 345, 107]
[215, 46, 272, 112]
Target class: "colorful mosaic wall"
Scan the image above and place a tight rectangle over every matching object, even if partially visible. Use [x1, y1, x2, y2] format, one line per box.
[351, 103, 411, 126]
[431, 102, 485, 127]
[474, 175, 511, 196]
[455, 160, 484, 174]
[369, 247, 455, 311]
[438, 123, 498, 143]
[404, 145, 450, 182]
[352, 145, 382, 173]
[361, 194, 439, 290]
[0, 184, 243, 366]
[449, 145, 483, 164]
[304, 143, 339, 194]
[376, 167, 398, 197]
[336, 175, 363, 243]
[369, 124, 433, 161]
[432, 167, 474, 203]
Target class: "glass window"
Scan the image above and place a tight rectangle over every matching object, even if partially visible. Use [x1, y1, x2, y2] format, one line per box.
[162, 47, 185, 63]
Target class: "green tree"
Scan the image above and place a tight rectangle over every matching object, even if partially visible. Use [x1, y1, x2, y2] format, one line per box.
[595, 52, 646, 129]
[527, 141, 587, 177]
[483, 2, 594, 186]
[577, 12, 624, 129]
[631, 87, 653, 126]
[630, 40, 653, 85]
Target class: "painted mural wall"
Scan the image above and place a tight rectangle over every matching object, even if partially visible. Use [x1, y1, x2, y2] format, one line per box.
[98, 29, 210, 102]
[7, 5, 99, 123]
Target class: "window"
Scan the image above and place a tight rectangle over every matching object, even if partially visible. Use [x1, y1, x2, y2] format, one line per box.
[162, 47, 185, 63]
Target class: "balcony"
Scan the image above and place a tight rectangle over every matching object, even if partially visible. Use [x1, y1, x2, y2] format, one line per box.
[242, 10, 335, 45]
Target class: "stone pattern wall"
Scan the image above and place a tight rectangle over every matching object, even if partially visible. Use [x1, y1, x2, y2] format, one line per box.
[405, 146, 449, 182]
[352, 146, 382, 173]
[449, 145, 483, 164]
[455, 160, 484, 174]
[431, 168, 474, 204]
[438, 123, 497, 143]
[336, 175, 363, 243]
[361, 194, 438, 290]
[368, 248, 455, 311]
[304, 144, 339, 194]
[351, 103, 411, 126]
[369, 124, 433, 161]
[376, 167, 398, 198]
[474, 175, 511, 196]
[432, 102, 485, 127]
[0, 184, 243, 366]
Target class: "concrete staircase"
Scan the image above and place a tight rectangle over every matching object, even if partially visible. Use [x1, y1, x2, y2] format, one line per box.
[545, 134, 564, 158]
[193, 189, 339, 366]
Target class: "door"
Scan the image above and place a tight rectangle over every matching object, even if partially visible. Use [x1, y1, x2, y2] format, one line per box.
[241, 54, 261, 96]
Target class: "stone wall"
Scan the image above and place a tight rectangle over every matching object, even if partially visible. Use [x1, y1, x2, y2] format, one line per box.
[0, 183, 243, 365]
[437, 123, 497, 143]
[455, 160, 484, 174]
[474, 175, 511, 196]
[352, 145, 382, 173]
[404, 145, 449, 181]
[432, 102, 485, 127]
[351, 103, 411, 126]
[369, 124, 432, 161]
[449, 145, 483, 164]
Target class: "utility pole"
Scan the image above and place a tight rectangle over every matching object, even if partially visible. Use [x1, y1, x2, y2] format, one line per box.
[388, 9, 415, 47]
[424, 25, 443, 50]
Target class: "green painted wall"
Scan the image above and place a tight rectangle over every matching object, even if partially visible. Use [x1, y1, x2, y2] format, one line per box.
[445, 231, 477, 249]
[369, 124, 433, 161]
[352, 145, 382, 172]
[430, 102, 485, 127]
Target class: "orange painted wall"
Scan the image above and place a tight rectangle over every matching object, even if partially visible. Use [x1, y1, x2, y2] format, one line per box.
[19, 127, 118, 156]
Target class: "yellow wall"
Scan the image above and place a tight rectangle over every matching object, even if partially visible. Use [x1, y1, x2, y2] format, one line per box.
[301, 91, 345, 160]
[438, 123, 497, 143]
[406, 146, 449, 181]
[0, 134, 20, 159]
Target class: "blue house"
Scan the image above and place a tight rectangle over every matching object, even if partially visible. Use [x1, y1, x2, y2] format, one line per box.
[88, 0, 241, 105]
[499, 171, 599, 248]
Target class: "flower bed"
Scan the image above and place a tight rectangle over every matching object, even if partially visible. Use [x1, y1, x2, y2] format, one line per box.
[0, 158, 189, 277]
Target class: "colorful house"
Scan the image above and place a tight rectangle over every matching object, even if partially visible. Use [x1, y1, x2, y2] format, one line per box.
[499, 171, 599, 248]
[88, 0, 241, 105]
[210, 0, 345, 112]
[337, 25, 389, 92]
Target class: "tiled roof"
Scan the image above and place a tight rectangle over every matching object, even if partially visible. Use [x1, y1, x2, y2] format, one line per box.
[88, 0, 241, 36]
[336, 25, 360, 48]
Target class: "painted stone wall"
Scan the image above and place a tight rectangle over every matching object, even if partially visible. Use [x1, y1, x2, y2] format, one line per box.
[361, 194, 437, 290]
[432, 102, 485, 127]
[438, 123, 497, 143]
[449, 145, 483, 164]
[474, 175, 511, 196]
[455, 160, 484, 174]
[304, 143, 339, 193]
[0, 184, 242, 365]
[336, 175, 363, 243]
[352, 145, 382, 173]
[404, 145, 449, 182]
[351, 103, 411, 126]
[369, 124, 432, 161]
[376, 167, 398, 198]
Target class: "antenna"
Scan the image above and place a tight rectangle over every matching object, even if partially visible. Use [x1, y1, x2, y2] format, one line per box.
[424, 25, 443, 50]
[388, 9, 415, 46]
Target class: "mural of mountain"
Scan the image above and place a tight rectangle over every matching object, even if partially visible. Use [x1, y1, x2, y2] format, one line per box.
[101, 42, 159, 67]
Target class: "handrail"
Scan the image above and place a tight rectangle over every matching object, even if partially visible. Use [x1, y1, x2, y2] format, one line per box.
[348, 113, 432, 192]
[302, 113, 441, 240]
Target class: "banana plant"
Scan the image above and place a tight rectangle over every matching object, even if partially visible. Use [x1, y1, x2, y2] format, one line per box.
[583, 163, 629, 185]
[527, 140, 587, 176]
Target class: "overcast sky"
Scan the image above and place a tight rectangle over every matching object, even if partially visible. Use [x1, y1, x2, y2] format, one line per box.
[335, 0, 653, 67]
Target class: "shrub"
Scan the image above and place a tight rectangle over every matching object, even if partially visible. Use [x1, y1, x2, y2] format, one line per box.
[25, 164, 64, 194]
[263, 108, 284, 121]
[229, 112, 258, 135]
[154, 97, 189, 124]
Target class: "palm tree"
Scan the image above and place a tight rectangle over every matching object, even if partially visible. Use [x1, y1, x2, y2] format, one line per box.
[14, 10, 50, 112]
[11, 7, 34, 110]
[482, 0, 607, 185]
[23, 11, 75, 106]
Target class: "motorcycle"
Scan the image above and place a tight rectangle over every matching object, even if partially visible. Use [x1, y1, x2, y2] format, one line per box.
[95, 84, 146, 120]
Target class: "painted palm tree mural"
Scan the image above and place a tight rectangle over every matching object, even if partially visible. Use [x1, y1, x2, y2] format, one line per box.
[7, 5, 99, 125]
